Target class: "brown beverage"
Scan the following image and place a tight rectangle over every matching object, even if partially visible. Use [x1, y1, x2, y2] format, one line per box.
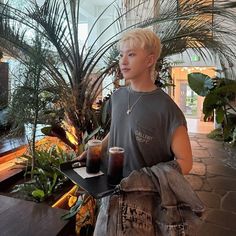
[86, 140, 102, 173]
[108, 147, 124, 186]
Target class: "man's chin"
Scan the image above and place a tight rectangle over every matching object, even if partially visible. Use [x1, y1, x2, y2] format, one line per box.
[123, 76, 132, 81]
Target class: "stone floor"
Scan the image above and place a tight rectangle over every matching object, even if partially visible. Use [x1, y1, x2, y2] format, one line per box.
[187, 133, 236, 236]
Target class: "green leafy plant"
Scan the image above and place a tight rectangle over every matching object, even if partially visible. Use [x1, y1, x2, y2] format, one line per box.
[188, 71, 236, 142]
[207, 128, 224, 141]
[12, 145, 76, 202]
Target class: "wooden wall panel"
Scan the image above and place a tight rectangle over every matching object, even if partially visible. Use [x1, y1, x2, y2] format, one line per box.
[0, 62, 9, 108]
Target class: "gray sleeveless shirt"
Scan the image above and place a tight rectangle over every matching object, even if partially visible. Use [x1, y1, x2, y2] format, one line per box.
[108, 86, 186, 177]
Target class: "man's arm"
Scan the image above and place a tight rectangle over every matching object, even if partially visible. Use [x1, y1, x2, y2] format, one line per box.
[171, 125, 192, 175]
[101, 132, 109, 155]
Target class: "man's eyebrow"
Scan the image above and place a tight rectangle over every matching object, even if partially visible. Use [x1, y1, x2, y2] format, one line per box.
[119, 49, 136, 53]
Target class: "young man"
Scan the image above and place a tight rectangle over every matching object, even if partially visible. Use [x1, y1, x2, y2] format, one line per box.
[92, 28, 197, 235]
[77, 28, 196, 235]
[96, 27, 192, 176]
[109, 28, 192, 176]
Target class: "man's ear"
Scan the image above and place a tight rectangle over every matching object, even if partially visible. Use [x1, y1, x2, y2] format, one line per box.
[146, 54, 155, 68]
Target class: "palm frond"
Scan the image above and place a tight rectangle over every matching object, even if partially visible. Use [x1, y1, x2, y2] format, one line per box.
[1, 0, 236, 147]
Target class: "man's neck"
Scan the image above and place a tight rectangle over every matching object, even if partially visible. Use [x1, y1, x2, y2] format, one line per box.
[129, 78, 157, 92]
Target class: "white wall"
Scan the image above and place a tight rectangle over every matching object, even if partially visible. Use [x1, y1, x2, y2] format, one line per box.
[167, 48, 217, 67]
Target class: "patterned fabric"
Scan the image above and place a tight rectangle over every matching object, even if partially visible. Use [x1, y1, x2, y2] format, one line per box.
[94, 162, 205, 236]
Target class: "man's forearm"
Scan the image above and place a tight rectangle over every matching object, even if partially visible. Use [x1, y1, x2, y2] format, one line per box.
[102, 132, 109, 155]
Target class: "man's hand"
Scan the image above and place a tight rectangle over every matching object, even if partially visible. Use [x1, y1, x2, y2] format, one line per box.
[74, 150, 87, 161]
[73, 133, 110, 162]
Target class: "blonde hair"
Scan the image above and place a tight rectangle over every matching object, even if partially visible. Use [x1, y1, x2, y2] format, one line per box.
[118, 28, 162, 79]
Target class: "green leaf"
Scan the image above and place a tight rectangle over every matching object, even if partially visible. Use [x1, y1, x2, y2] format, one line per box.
[61, 209, 79, 220]
[215, 107, 224, 123]
[61, 197, 83, 220]
[49, 172, 58, 193]
[41, 126, 53, 136]
[223, 125, 232, 140]
[203, 92, 218, 118]
[214, 83, 236, 96]
[188, 72, 214, 96]
[101, 99, 110, 125]
[32, 189, 45, 199]
[83, 126, 101, 144]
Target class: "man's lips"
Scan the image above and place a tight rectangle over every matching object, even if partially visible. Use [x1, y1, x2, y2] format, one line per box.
[121, 68, 130, 73]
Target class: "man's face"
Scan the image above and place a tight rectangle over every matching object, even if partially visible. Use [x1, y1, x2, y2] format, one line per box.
[119, 41, 153, 81]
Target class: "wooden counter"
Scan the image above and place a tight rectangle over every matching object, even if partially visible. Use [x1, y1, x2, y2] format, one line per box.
[0, 195, 75, 236]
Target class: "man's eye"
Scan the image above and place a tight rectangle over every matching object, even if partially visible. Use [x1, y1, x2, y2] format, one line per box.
[129, 53, 135, 57]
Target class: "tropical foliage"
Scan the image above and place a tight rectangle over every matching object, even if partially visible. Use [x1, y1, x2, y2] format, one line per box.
[62, 192, 97, 235]
[12, 145, 75, 202]
[188, 71, 236, 142]
[1, 0, 236, 149]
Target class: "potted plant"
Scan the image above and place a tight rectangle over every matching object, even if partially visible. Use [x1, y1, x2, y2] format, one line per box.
[12, 144, 76, 203]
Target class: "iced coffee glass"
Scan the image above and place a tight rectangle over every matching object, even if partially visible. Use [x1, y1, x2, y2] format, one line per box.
[86, 139, 102, 173]
[107, 147, 124, 186]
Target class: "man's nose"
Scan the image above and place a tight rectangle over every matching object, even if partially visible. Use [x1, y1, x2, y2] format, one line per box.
[120, 55, 128, 65]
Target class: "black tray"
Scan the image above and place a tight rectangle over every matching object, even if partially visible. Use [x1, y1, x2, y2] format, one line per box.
[58, 160, 118, 199]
